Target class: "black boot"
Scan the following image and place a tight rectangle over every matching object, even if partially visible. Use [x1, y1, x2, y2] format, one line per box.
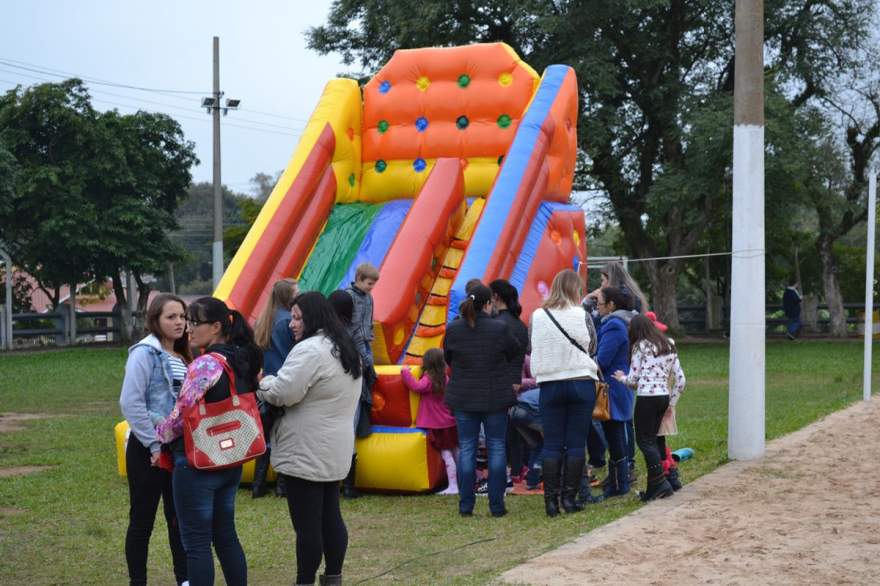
[666, 467, 682, 491]
[342, 454, 361, 499]
[275, 473, 287, 498]
[640, 464, 674, 502]
[603, 458, 631, 499]
[541, 458, 561, 517]
[251, 452, 270, 498]
[319, 574, 342, 585]
[561, 456, 586, 513]
[577, 474, 605, 506]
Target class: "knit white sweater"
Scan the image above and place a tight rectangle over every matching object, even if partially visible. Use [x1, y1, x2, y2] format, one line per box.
[529, 305, 599, 383]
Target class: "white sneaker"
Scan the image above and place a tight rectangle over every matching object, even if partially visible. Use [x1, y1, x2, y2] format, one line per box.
[437, 485, 458, 495]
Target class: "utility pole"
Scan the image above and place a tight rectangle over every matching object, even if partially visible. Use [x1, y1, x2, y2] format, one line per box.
[202, 37, 241, 291]
[211, 36, 223, 291]
[864, 171, 876, 402]
[729, 0, 766, 460]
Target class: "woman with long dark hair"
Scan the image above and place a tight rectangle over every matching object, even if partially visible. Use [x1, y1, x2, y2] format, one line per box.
[443, 284, 519, 517]
[595, 286, 635, 499]
[614, 314, 686, 501]
[156, 297, 263, 586]
[257, 292, 362, 586]
[529, 270, 600, 517]
[119, 294, 191, 586]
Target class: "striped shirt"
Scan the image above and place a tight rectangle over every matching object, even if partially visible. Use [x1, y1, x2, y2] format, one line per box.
[168, 355, 188, 394]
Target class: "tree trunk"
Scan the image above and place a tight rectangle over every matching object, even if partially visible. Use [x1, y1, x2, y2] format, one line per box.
[133, 272, 151, 336]
[647, 261, 682, 332]
[112, 272, 133, 344]
[816, 236, 848, 337]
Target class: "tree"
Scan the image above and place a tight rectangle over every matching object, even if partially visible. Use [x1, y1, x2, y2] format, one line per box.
[0, 80, 100, 308]
[90, 109, 198, 337]
[0, 80, 197, 340]
[307, 0, 877, 330]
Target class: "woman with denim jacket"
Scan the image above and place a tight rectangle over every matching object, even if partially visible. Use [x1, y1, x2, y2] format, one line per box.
[156, 297, 263, 586]
[119, 294, 191, 586]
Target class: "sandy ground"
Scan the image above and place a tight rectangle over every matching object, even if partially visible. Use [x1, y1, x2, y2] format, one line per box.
[500, 398, 880, 586]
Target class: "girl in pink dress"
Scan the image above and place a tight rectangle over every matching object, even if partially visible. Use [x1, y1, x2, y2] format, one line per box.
[401, 348, 459, 495]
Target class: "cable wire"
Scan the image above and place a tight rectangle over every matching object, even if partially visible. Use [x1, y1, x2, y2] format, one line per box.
[353, 537, 497, 584]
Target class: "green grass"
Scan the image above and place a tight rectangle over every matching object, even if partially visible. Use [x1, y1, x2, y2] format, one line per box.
[0, 341, 877, 585]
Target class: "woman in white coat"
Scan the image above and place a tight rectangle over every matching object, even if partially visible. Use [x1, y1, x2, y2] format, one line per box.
[257, 292, 362, 586]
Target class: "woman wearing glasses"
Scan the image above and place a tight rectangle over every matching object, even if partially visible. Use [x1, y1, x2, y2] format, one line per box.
[156, 297, 263, 586]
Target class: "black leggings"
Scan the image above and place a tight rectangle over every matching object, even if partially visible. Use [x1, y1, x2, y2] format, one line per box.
[634, 395, 670, 480]
[283, 474, 349, 584]
[125, 439, 187, 586]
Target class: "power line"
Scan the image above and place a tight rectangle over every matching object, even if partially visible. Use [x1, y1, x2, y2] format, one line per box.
[0, 57, 207, 95]
[0, 75, 303, 138]
[0, 56, 312, 123]
[0, 67, 304, 132]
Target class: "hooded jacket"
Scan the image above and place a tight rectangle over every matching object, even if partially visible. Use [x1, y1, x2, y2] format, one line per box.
[597, 310, 635, 421]
[119, 334, 180, 455]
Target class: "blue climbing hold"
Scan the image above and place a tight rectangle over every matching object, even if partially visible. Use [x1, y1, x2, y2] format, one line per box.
[415, 117, 429, 132]
[413, 158, 426, 172]
[379, 80, 391, 94]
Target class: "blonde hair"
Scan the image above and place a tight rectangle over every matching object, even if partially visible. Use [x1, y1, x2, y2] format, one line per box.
[602, 261, 649, 312]
[254, 278, 298, 348]
[543, 269, 583, 310]
[355, 263, 380, 282]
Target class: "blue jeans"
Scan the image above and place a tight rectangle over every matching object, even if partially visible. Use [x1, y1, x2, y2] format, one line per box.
[455, 410, 508, 515]
[539, 379, 596, 459]
[787, 317, 801, 337]
[602, 419, 628, 465]
[172, 454, 247, 586]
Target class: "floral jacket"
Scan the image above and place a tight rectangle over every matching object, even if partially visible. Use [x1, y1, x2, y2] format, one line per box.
[156, 353, 225, 444]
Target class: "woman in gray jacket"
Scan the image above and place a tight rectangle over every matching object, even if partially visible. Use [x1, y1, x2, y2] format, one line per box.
[257, 292, 363, 586]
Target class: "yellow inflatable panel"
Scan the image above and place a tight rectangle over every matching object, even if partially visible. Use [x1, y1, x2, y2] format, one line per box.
[115, 420, 130, 477]
[443, 247, 464, 269]
[463, 158, 500, 196]
[431, 276, 453, 296]
[420, 304, 447, 326]
[407, 333, 445, 356]
[455, 197, 486, 240]
[355, 427, 443, 492]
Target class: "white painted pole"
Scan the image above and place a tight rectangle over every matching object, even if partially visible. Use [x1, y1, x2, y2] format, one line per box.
[864, 171, 876, 401]
[728, 0, 766, 460]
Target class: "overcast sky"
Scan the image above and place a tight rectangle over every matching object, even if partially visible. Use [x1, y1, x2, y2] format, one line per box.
[0, 0, 346, 194]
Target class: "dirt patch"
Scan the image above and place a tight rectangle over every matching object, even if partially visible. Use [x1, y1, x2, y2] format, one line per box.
[0, 413, 53, 434]
[500, 398, 880, 586]
[0, 507, 25, 516]
[0, 465, 53, 478]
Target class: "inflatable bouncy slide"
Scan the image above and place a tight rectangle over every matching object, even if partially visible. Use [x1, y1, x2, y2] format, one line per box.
[115, 43, 586, 491]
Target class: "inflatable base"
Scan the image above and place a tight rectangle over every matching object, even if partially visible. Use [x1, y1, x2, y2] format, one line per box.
[355, 425, 444, 493]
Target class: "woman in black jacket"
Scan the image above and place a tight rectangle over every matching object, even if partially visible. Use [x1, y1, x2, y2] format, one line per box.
[443, 284, 518, 517]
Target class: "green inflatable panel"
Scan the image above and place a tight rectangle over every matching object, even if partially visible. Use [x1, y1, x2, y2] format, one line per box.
[298, 203, 384, 295]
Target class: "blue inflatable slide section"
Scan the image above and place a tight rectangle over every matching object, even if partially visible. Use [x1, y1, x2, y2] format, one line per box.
[446, 65, 571, 322]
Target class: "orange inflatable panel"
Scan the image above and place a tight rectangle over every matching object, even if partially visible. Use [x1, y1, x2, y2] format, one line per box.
[371, 158, 465, 364]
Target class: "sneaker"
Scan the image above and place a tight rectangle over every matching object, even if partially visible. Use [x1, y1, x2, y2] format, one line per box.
[491, 508, 508, 518]
[786, 332, 796, 340]
[475, 479, 489, 495]
[506, 479, 514, 494]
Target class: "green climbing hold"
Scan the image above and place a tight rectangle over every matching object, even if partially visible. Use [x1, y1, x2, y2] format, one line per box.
[497, 114, 512, 128]
[348, 173, 356, 187]
[458, 74, 471, 88]
[375, 160, 387, 173]
[456, 116, 469, 130]
[378, 120, 389, 133]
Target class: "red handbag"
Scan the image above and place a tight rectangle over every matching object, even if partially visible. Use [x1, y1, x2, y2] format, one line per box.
[183, 353, 266, 471]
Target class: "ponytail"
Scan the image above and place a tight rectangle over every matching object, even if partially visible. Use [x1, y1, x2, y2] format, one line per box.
[459, 284, 492, 329]
[489, 279, 522, 318]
